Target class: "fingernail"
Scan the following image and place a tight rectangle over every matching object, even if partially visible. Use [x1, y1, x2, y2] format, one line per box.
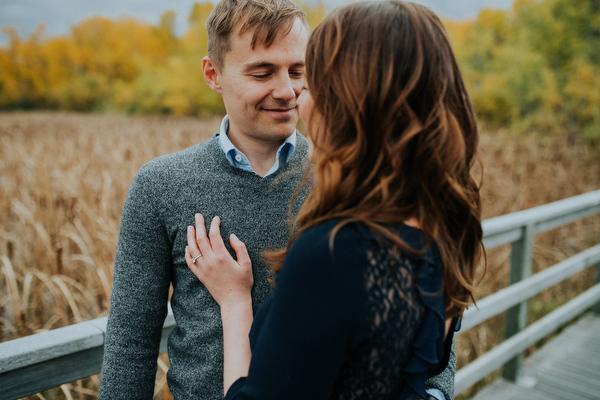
[230, 233, 238, 241]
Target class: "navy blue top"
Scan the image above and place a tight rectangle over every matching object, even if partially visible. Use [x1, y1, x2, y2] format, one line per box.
[224, 220, 449, 400]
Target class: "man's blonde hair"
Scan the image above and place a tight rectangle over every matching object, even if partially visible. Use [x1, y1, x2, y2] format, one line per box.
[206, 0, 307, 69]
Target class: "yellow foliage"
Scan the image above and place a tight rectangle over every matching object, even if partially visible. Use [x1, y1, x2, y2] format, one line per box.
[301, 1, 327, 30]
[565, 61, 600, 129]
[70, 16, 173, 81]
[443, 0, 600, 142]
[1, 0, 598, 143]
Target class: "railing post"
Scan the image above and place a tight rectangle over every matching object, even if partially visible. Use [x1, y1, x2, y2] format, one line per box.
[502, 223, 534, 381]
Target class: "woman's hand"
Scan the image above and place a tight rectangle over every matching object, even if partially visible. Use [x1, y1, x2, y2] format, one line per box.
[185, 213, 254, 392]
[185, 213, 253, 308]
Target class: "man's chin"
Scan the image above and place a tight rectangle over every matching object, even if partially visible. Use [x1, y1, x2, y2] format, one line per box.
[262, 118, 298, 136]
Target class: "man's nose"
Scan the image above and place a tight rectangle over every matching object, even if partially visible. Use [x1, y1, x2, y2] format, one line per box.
[271, 74, 297, 101]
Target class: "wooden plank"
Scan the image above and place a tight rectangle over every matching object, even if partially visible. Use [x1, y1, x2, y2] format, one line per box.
[455, 288, 600, 394]
[0, 347, 104, 400]
[525, 314, 600, 367]
[470, 314, 600, 400]
[0, 318, 106, 374]
[523, 314, 600, 400]
[0, 307, 175, 399]
[530, 383, 591, 400]
[532, 369, 600, 398]
[470, 378, 549, 400]
[531, 366, 600, 398]
[535, 360, 600, 387]
[481, 190, 600, 239]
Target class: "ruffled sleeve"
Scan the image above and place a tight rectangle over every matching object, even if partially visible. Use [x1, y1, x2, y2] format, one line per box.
[399, 244, 447, 399]
[353, 222, 449, 399]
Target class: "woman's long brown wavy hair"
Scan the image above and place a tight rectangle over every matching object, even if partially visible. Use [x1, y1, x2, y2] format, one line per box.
[270, 0, 484, 319]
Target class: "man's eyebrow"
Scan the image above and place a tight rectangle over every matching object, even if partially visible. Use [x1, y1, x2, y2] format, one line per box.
[243, 61, 305, 71]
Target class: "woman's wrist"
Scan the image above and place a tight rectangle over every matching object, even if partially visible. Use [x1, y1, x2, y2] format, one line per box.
[220, 294, 254, 394]
[220, 293, 253, 322]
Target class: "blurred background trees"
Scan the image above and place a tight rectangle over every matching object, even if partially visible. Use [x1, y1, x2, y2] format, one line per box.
[446, 0, 600, 144]
[0, 0, 598, 143]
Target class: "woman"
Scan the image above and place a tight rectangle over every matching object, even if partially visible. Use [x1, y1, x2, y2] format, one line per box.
[185, 1, 483, 399]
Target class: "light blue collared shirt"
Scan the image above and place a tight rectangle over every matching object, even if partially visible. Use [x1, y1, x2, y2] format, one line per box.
[216, 115, 297, 177]
[426, 388, 447, 400]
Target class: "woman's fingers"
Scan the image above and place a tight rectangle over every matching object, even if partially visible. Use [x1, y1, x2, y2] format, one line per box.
[208, 215, 227, 253]
[184, 214, 254, 307]
[185, 245, 205, 282]
[230, 234, 251, 271]
[187, 213, 249, 272]
[187, 225, 201, 258]
[194, 213, 211, 256]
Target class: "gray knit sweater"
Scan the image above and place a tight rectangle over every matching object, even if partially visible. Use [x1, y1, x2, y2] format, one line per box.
[99, 133, 309, 400]
[98, 131, 455, 400]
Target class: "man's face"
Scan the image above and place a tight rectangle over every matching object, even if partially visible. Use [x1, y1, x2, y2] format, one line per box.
[205, 18, 309, 146]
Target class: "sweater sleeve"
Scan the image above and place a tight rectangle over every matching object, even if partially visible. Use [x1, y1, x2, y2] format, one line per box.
[224, 223, 368, 400]
[99, 165, 172, 399]
[425, 337, 456, 400]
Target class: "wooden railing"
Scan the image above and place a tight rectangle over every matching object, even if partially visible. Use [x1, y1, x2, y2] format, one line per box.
[1, 190, 600, 400]
[454, 189, 600, 395]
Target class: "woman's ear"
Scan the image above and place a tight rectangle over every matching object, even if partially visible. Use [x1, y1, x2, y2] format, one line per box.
[202, 56, 222, 94]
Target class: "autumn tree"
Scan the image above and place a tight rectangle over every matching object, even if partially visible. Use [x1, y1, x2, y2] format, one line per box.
[446, 0, 600, 143]
[1, 0, 597, 143]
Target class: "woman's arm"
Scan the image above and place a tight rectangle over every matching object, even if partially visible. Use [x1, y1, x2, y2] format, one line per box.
[223, 222, 368, 399]
[185, 213, 254, 394]
[186, 220, 367, 399]
[220, 296, 253, 393]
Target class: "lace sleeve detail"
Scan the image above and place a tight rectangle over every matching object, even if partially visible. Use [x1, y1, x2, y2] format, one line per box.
[331, 237, 445, 400]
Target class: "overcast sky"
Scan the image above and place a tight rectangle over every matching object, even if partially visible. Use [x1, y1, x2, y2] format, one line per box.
[0, 0, 514, 48]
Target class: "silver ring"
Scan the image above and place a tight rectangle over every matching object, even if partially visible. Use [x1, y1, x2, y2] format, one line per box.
[191, 254, 202, 263]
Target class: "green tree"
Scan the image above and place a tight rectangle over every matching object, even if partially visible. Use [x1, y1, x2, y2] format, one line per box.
[445, 0, 600, 144]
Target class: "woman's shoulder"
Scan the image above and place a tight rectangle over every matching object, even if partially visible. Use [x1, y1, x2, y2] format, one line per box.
[290, 220, 373, 259]
[290, 220, 440, 262]
[279, 221, 373, 286]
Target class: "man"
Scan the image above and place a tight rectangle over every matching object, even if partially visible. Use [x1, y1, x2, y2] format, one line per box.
[99, 0, 455, 398]
[99, 1, 310, 398]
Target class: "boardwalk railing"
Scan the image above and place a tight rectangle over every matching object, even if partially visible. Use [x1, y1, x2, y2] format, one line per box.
[1, 190, 600, 400]
[455, 189, 600, 395]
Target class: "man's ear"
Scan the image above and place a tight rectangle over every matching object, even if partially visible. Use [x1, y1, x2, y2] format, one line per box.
[203, 56, 222, 94]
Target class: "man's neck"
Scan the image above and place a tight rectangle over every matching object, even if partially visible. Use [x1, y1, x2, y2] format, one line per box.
[228, 132, 287, 177]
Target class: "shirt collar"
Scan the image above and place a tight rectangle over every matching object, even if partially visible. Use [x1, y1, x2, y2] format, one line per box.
[216, 115, 297, 177]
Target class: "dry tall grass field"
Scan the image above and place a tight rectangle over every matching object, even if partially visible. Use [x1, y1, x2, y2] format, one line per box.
[1, 112, 599, 399]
